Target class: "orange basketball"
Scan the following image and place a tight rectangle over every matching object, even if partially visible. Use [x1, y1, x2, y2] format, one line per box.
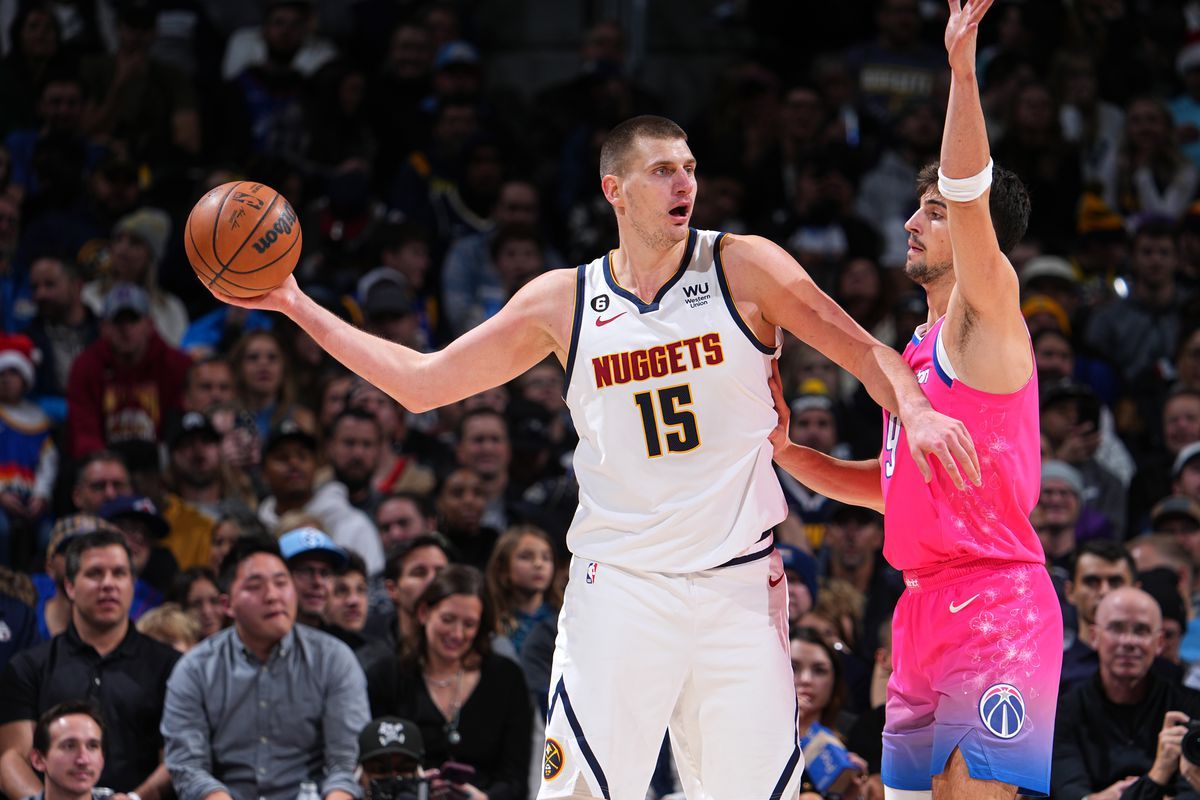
[184, 181, 302, 298]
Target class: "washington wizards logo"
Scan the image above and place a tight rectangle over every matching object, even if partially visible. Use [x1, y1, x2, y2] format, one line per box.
[543, 738, 564, 780]
[978, 682, 1025, 739]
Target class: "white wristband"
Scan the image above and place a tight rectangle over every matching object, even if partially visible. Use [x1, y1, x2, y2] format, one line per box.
[937, 157, 994, 202]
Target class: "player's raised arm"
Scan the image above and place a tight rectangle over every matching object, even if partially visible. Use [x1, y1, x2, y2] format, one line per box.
[209, 270, 573, 413]
[721, 234, 979, 489]
[940, 0, 1005, 288]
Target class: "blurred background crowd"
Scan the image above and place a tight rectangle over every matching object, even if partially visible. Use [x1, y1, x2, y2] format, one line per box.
[0, 0, 1199, 798]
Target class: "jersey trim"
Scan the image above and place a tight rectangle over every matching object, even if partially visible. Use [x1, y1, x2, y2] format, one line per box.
[716, 530, 775, 568]
[550, 678, 611, 799]
[712, 232, 776, 355]
[601, 228, 697, 313]
[932, 321, 955, 388]
[769, 698, 803, 800]
[563, 264, 586, 397]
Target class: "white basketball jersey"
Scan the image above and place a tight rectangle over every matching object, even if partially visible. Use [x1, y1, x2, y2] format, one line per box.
[563, 228, 787, 573]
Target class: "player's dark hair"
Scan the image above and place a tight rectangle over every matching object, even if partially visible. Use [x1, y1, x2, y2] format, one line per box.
[64, 530, 132, 582]
[33, 700, 105, 755]
[915, 161, 1030, 255]
[790, 626, 846, 730]
[408, 565, 493, 666]
[599, 115, 687, 178]
[218, 533, 284, 592]
[1069, 539, 1137, 584]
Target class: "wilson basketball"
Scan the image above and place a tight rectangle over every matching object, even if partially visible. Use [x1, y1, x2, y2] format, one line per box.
[184, 181, 302, 298]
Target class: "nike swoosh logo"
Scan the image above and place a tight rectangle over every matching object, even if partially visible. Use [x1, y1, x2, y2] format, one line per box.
[596, 312, 627, 327]
[949, 593, 980, 614]
[768, 574, 784, 588]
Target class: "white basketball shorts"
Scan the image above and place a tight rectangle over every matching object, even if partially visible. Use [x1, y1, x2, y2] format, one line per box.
[538, 541, 803, 800]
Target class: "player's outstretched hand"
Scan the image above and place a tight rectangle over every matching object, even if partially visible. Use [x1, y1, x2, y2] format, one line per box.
[207, 273, 301, 315]
[767, 360, 793, 460]
[944, 0, 994, 73]
[904, 406, 981, 490]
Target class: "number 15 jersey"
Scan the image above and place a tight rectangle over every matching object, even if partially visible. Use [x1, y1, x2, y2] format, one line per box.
[563, 228, 787, 573]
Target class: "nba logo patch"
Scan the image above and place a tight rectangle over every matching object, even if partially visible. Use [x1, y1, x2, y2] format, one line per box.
[544, 738, 564, 780]
[585, 562, 598, 584]
[978, 682, 1025, 739]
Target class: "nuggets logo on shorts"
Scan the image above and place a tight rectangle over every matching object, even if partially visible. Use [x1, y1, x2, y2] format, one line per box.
[543, 738, 564, 780]
[978, 682, 1025, 739]
[586, 562, 598, 584]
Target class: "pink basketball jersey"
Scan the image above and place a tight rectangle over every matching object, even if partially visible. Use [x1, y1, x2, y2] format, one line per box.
[879, 316, 1044, 573]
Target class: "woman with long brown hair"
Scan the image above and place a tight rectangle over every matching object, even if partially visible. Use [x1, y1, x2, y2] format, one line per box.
[228, 329, 315, 439]
[373, 565, 532, 800]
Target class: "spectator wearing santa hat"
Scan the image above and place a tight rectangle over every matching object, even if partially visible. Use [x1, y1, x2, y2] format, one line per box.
[0, 333, 57, 568]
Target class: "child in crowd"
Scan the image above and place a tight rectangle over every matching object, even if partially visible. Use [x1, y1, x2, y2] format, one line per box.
[485, 524, 560, 655]
[0, 334, 56, 568]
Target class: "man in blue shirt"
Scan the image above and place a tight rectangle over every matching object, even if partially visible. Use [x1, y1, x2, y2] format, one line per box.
[162, 534, 369, 800]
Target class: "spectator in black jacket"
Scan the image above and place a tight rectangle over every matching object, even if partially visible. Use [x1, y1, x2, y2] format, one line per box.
[1053, 586, 1200, 799]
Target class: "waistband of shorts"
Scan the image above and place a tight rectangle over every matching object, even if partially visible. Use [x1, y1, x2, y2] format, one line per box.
[716, 530, 774, 569]
[901, 557, 1033, 591]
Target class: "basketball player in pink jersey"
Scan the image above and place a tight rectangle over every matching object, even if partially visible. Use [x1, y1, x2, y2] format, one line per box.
[771, 2, 1061, 798]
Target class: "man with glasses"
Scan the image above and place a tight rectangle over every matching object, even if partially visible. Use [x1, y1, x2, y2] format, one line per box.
[1052, 587, 1200, 798]
[279, 527, 348, 630]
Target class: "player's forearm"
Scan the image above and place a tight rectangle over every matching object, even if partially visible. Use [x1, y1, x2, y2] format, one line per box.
[941, 68, 990, 182]
[857, 342, 932, 423]
[774, 444, 883, 513]
[278, 291, 434, 412]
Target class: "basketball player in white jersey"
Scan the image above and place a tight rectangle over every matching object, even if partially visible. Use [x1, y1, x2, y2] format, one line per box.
[206, 116, 979, 800]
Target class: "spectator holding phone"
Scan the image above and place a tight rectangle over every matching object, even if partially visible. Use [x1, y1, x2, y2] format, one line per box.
[792, 627, 869, 800]
[377, 565, 530, 800]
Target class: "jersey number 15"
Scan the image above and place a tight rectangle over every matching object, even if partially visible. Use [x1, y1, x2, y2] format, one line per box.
[634, 385, 700, 458]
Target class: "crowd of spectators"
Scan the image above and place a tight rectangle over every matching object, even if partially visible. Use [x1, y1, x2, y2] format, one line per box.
[0, 0, 1198, 798]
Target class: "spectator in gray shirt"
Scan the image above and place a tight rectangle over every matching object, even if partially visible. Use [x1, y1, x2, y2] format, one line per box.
[161, 535, 370, 800]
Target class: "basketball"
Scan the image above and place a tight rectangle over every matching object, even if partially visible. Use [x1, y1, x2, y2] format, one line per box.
[184, 181, 302, 298]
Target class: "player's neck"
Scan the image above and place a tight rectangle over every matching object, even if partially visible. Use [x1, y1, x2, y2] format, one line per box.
[611, 232, 688, 303]
[924, 278, 954, 323]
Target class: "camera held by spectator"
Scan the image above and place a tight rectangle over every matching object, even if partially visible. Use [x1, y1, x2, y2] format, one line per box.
[358, 717, 428, 800]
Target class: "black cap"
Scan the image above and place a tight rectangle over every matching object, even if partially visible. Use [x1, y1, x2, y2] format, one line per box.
[262, 419, 318, 459]
[99, 494, 170, 539]
[363, 281, 411, 320]
[168, 411, 220, 450]
[357, 717, 424, 763]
